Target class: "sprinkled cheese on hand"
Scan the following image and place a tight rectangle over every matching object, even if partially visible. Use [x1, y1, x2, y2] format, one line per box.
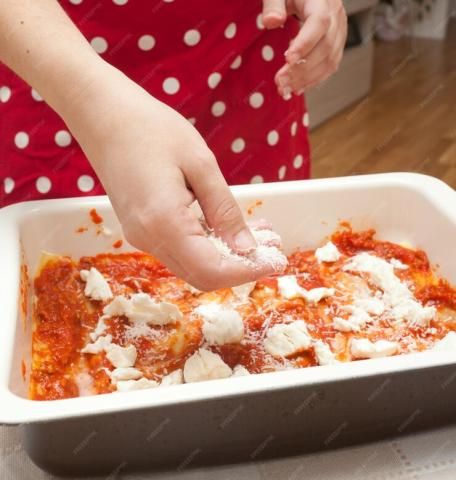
[105, 343, 137, 368]
[263, 320, 312, 358]
[351, 338, 399, 359]
[315, 241, 341, 263]
[183, 348, 232, 383]
[277, 275, 334, 303]
[196, 302, 244, 345]
[80, 267, 113, 301]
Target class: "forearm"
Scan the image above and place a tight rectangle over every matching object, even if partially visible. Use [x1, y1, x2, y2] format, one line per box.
[0, 0, 106, 121]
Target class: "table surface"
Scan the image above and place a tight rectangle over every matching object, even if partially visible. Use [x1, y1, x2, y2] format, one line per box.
[2, 423, 456, 480]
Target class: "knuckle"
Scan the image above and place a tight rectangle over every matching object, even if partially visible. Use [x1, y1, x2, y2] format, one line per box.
[317, 13, 331, 29]
[212, 196, 242, 231]
[193, 148, 217, 170]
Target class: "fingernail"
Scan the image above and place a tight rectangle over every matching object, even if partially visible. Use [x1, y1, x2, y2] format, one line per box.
[287, 52, 301, 65]
[234, 228, 257, 251]
[282, 87, 292, 100]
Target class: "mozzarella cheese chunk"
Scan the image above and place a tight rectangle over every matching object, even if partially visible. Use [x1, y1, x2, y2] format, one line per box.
[110, 367, 143, 382]
[231, 281, 256, 302]
[160, 369, 183, 386]
[81, 334, 112, 354]
[344, 253, 435, 327]
[232, 365, 250, 377]
[315, 241, 341, 263]
[432, 332, 456, 352]
[90, 316, 108, 341]
[80, 267, 113, 301]
[105, 344, 137, 368]
[390, 258, 408, 270]
[183, 348, 232, 383]
[116, 377, 159, 392]
[313, 340, 339, 365]
[351, 338, 399, 359]
[103, 293, 183, 326]
[196, 302, 244, 345]
[277, 276, 334, 303]
[263, 320, 312, 358]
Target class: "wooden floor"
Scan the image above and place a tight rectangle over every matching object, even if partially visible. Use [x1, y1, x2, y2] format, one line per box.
[310, 19, 456, 189]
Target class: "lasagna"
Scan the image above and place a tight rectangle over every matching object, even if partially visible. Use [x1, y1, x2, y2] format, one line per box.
[30, 227, 456, 400]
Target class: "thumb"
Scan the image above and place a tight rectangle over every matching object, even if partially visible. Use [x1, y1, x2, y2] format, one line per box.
[262, 0, 288, 29]
[185, 154, 256, 253]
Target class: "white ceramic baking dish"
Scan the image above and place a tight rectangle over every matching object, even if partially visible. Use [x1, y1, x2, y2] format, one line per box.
[1, 172, 456, 475]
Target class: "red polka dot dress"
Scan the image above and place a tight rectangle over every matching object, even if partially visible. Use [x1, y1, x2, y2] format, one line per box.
[0, 0, 311, 207]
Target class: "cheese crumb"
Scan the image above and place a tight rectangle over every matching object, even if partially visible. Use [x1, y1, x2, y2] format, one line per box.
[313, 340, 339, 365]
[196, 303, 244, 345]
[231, 281, 256, 302]
[263, 320, 312, 357]
[390, 258, 408, 270]
[116, 377, 159, 392]
[105, 344, 137, 368]
[432, 332, 456, 352]
[277, 275, 334, 303]
[80, 267, 113, 301]
[344, 253, 435, 327]
[183, 348, 232, 382]
[351, 338, 399, 359]
[103, 293, 183, 326]
[110, 367, 143, 382]
[315, 241, 341, 263]
[160, 369, 183, 386]
[81, 334, 112, 354]
[232, 365, 250, 376]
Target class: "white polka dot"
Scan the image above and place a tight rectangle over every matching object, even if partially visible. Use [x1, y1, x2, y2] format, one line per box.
[4, 177, 14, 194]
[0, 86, 11, 103]
[70, 0, 83, 4]
[262, 45, 274, 62]
[91, 37, 108, 54]
[14, 132, 29, 149]
[113, 0, 128, 4]
[278, 165, 287, 180]
[291, 121, 298, 136]
[249, 92, 264, 109]
[55, 130, 72, 147]
[208, 72, 222, 89]
[211, 101, 226, 117]
[31, 88, 43, 101]
[224, 22, 237, 39]
[187, 117, 196, 125]
[231, 138, 245, 154]
[163, 0, 174, 2]
[293, 154, 304, 169]
[267, 130, 279, 146]
[256, 14, 265, 30]
[250, 175, 264, 184]
[138, 34, 155, 51]
[183, 29, 201, 46]
[77, 175, 95, 192]
[36, 176, 51, 194]
[303, 112, 309, 127]
[230, 55, 242, 69]
[163, 77, 180, 95]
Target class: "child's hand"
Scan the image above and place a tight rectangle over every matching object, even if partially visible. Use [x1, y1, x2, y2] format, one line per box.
[262, 0, 347, 96]
[68, 63, 281, 291]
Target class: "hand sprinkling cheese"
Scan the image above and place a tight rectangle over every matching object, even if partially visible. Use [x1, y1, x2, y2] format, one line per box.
[277, 275, 334, 303]
[195, 302, 244, 345]
[105, 343, 137, 368]
[183, 348, 232, 382]
[351, 338, 399, 359]
[315, 241, 341, 263]
[80, 267, 113, 301]
[103, 293, 183, 326]
[263, 320, 312, 358]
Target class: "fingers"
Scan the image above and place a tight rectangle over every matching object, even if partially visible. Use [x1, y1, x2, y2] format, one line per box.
[262, 0, 288, 29]
[182, 149, 257, 254]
